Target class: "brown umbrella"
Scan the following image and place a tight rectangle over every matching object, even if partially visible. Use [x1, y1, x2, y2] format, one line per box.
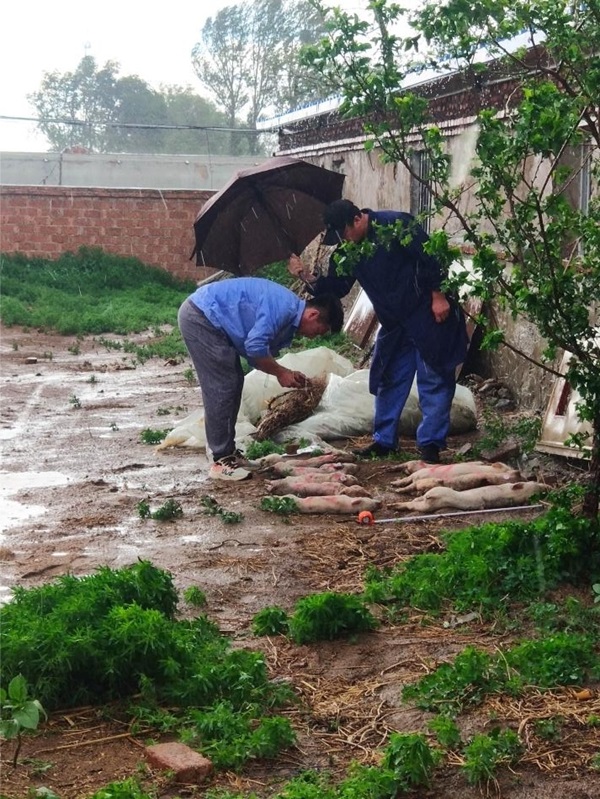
[192, 155, 345, 274]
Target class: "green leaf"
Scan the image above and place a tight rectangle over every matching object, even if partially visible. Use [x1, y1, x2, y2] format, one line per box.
[14, 701, 40, 730]
[7, 674, 28, 703]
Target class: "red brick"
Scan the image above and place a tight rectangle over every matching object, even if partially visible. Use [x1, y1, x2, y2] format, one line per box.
[145, 742, 212, 782]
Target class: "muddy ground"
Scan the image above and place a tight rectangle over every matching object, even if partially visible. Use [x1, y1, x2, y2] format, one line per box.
[0, 326, 598, 799]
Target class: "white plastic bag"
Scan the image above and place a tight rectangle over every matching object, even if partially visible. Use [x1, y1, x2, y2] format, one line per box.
[240, 346, 355, 424]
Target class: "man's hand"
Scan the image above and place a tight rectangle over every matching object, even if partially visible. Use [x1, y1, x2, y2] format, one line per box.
[431, 290, 450, 323]
[277, 368, 308, 389]
[288, 254, 313, 282]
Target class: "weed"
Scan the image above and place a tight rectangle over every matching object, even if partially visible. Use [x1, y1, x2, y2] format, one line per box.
[461, 728, 521, 785]
[364, 507, 600, 616]
[87, 777, 154, 798]
[382, 732, 440, 789]
[428, 714, 462, 749]
[140, 427, 169, 445]
[110, 422, 119, 431]
[11, 341, 18, 350]
[402, 646, 506, 714]
[42, 351, 53, 360]
[252, 606, 290, 637]
[183, 586, 207, 607]
[200, 495, 243, 524]
[69, 394, 82, 408]
[156, 406, 171, 416]
[260, 496, 299, 519]
[287, 592, 377, 644]
[245, 440, 286, 460]
[403, 634, 600, 714]
[0, 674, 47, 767]
[68, 342, 81, 355]
[183, 367, 196, 385]
[186, 701, 296, 770]
[138, 498, 183, 521]
[473, 408, 541, 456]
[533, 717, 563, 740]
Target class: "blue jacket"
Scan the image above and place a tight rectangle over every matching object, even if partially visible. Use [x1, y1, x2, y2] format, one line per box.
[310, 210, 468, 377]
[188, 277, 305, 363]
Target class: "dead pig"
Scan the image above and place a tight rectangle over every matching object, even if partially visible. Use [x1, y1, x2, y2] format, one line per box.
[270, 462, 359, 478]
[392, 466, 521, 495]
[273, 494, 382, 515]
[255, 451, 356, 468]
[266, 478, 371, 498]
[388, 481, 546, 514]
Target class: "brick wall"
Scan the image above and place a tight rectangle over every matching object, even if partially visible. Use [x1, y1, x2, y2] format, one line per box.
[0, 185, 216, 283]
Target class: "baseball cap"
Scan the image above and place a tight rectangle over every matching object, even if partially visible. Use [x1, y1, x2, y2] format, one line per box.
[322, 199, 361, 245]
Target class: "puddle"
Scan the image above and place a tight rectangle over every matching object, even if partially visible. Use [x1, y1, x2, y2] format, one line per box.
[0, 470, 72, 536]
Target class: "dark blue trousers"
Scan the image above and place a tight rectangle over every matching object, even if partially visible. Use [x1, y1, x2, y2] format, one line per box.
[372, 341, 456, 450]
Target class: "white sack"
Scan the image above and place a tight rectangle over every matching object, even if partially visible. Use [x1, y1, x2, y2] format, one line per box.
[276, 376, 477, 442]
[241, 347, 354, 425]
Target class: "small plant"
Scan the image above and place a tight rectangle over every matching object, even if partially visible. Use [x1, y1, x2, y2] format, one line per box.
[0, 674, 47, 767]
[110, 422, 119, 431]
[200, 495, 243, 524]
[86, 374, 98, 384]
[287, 592, 377, 644]
[245, 439, 286, 460]
[11, 341, 19, 351]
[533, 717, 562, 741]
[69, 393, 82, 408]
[183, 367, 196, 385]
[252, 606, 289, 637]
[260, 496, 299, 518]
[461, 728, 522, 785]
[140, 427, 169, 445]
[382, 732, 440, 789]
[183, 586, 207, 607]
[42, 351, 53, 360]
[429, 714, 462, 749]
[138, 498, 183, 521]
[68, 342, 81, 355]
[156, 406, 171, 416]
[593, 583, 600, 604]
[87, 777, 154, 799]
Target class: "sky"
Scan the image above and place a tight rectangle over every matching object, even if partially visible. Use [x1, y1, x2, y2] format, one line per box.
[0, 0, 368, 153]
[0, 0, 241, 152]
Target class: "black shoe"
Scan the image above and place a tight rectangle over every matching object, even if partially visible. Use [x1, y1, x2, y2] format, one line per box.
[418, 444, 440, 464]
[352, 441, 396, 458]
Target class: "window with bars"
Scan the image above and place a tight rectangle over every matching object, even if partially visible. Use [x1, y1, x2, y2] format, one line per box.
[409, 150, 433, 232]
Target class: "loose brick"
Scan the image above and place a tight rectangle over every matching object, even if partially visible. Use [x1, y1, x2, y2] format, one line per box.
[146, 742, 213, 783]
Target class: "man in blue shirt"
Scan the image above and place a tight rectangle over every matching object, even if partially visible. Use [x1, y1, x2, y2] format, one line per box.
[289, 199, 468, 463]
[178, 277, 343, 481]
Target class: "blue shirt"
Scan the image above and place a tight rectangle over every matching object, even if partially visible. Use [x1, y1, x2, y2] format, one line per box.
[187, 277, 306, 362]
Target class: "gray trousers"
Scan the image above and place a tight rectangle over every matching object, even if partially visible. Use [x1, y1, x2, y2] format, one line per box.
[178, 299, 244, 462]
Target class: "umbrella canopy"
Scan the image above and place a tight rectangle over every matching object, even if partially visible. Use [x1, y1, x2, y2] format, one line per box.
[192, 156, 345, 274]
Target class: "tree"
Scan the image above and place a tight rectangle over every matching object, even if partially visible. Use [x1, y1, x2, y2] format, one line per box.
[303, 0, 600, 515]
[191, 0, 333, 150]
[28, 57, 235, 154]
[29, 56, 120, 152]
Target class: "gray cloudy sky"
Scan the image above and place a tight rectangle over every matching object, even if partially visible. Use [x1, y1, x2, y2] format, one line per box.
[0, 0, 242, 151]
[1, 0, 366, 152]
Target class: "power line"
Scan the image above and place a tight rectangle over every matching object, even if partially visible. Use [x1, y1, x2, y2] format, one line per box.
[0, 114, 263, 134]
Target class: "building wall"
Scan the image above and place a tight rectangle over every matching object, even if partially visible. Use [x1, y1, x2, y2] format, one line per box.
[0, 152, 262, 191]
[0, 185, 215, 283]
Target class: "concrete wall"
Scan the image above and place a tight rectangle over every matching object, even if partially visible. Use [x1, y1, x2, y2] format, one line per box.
[0, 185, 215, 283]
[0, 152, 263, 190]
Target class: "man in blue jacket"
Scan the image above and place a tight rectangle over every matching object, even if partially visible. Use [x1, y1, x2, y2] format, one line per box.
[289, 199, 468, 463]
[179, 277, 343, 481]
